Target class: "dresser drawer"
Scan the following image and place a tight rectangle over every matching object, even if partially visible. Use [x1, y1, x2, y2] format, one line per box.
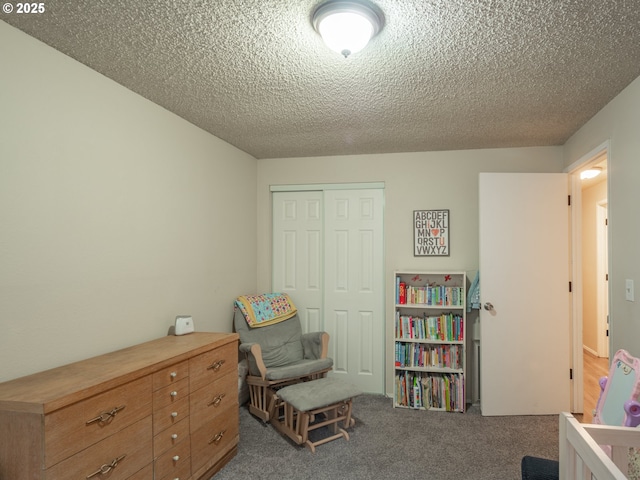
[45, 376, 152, 468]
[190, 371, 237, 429]
[190, 403, 239, 474]
[128, 463, 154, 480]
[153, 396, 189, 434]
[46, 416, 152, 480]
[153, 417, 190, 457]
[154, 435, 191, 480]
[157, 460, 191, 480]
[153, 360, 189, 391]
[189, 341, 237, 392]
[153, 377, 189, 410]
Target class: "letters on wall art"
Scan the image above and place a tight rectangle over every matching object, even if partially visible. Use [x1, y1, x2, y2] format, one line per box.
[413, 209, 450, 257]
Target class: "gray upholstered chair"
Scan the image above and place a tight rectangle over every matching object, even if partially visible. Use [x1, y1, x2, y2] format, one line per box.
[233, 305, 333, 422]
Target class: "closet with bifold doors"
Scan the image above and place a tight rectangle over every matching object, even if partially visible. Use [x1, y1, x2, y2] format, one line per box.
[271, 184, 385, 394]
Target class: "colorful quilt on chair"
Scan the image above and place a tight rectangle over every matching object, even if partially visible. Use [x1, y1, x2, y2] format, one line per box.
[235, 293, 297, 328]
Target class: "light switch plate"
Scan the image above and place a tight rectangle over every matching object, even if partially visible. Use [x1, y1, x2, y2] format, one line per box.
[175, 316, 195, 335]
[626, 279, 634, 302]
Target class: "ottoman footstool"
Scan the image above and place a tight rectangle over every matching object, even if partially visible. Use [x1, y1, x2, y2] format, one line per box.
[271, 377, 362, 452]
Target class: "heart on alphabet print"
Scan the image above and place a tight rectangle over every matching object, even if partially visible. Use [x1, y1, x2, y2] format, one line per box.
[431, 229, 439, 236]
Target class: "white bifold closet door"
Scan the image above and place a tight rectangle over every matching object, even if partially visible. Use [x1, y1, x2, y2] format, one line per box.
[272, 188, 384, 394]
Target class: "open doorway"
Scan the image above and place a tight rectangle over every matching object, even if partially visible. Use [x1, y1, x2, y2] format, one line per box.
[579, 152, 609, 422]
[567, 142, 610, 420]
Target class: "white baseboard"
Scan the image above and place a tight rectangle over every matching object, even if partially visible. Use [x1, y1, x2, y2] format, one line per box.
[583, 345, 598, 357]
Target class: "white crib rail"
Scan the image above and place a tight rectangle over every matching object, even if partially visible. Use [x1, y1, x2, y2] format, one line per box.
[560, 412, 640, 480]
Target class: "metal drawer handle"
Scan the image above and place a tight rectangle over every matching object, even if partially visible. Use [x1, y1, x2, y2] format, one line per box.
[208, 393, 226, 407]
[207, 359, 225, 371]
[209, 429, 227, 445]
[170, 391, 178, 397]
[86, 454, 126, 478]
[173, 455, 180, 461]
[170, 371, 177, 378]
[86, 405, 126, 425]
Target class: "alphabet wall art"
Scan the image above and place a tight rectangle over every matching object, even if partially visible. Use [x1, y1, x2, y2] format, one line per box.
[414, 209, 450, 256]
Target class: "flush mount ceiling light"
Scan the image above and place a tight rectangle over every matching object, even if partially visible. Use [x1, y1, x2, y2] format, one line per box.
[312, 0, 384, 58]
[580, 166, 603, 180]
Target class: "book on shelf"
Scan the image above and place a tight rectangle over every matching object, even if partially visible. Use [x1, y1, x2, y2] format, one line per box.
[394, 371, 465, 411]
[396, 282, 464, 307]
[398, 281, 406, 304]
[394, 343, 463, 370]
[395, 313, 464, 342]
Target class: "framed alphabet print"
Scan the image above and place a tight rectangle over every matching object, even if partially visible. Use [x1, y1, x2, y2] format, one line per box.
[414, 209, 450, 256]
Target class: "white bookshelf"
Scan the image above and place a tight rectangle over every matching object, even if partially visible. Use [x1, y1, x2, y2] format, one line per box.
[393, 271, 467, 412]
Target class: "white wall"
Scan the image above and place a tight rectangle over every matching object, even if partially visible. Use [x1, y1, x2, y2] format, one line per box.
[564, 76, 640, 359]
[0, 22, 257, 382]
[257, 148, 564, 394]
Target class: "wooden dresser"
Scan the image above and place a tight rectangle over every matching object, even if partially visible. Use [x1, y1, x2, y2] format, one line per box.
[0, 332, 239, 480]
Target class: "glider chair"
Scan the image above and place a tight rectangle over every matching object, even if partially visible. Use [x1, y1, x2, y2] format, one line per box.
[233, 293, 333, 422]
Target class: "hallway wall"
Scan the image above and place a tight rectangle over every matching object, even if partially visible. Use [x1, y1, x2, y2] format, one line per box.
[581, 178, 607, 355]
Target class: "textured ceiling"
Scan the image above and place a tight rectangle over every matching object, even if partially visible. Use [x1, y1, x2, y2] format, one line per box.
[3, 0, 640, 159]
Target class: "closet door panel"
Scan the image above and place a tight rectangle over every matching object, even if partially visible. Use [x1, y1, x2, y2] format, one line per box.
[324, 189, 384, 393]
[272, 191, 323, 333]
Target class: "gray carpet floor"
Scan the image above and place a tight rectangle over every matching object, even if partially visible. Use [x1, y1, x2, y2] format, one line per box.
[213, 395, 559, 480]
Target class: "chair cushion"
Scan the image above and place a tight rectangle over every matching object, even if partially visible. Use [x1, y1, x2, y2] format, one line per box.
[277, 377, 361, 411]
[235, 309, 305, 369]
[265, 358, 334, 381]
[258, 320, 304, 368]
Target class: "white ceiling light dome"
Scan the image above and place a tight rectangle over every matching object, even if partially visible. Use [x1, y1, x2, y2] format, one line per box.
[312, 0, 385, 58]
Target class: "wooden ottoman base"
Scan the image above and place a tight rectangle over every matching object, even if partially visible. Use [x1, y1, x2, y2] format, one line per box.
[271, 378, 361, 453]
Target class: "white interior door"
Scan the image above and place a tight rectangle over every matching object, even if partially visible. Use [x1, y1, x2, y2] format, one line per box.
[479, 173, 570, 416]
[324, 189, 385, 393]
[272, 187, 385, 394]
[272, 191, 323, 333]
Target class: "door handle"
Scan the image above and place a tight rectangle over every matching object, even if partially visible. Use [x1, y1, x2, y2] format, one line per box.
[483, 302, 494, 311]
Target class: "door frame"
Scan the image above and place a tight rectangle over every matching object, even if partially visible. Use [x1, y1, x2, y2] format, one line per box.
[565, 140, 611, 414]
[596, 200, 609, 358]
